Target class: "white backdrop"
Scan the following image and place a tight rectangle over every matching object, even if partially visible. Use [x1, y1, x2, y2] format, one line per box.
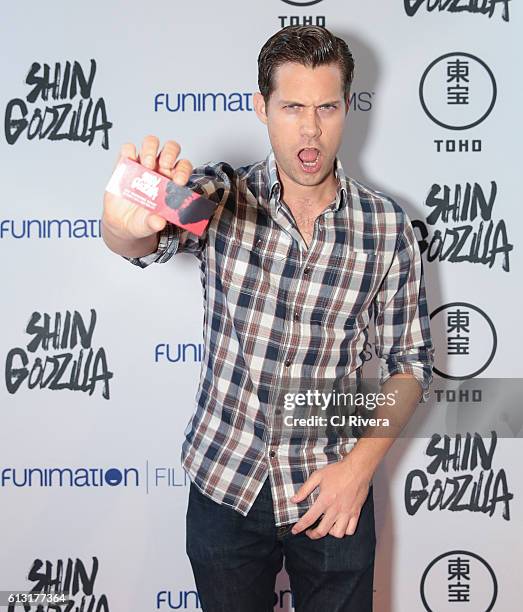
[1, 1, 521, 610]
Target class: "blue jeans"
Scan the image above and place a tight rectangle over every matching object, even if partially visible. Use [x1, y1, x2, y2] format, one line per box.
[186, 477, 376, 611]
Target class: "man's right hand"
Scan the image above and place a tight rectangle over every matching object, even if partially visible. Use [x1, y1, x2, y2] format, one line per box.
[102, 135, 194, 241]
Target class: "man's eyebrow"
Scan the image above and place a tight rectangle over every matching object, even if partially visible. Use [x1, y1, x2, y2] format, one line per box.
[279, 99, 342, 106]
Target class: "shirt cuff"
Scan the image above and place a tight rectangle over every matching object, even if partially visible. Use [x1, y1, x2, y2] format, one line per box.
[121, 224, 179, 268]
[379, 348, 434, 403]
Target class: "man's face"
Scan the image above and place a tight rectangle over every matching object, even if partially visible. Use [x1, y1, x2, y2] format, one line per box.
[254, 61, 348, 192]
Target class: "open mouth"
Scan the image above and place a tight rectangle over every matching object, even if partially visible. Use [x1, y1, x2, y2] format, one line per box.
[297, 147, 321, 173]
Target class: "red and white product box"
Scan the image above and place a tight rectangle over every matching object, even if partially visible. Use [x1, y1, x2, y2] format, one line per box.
[105, 157, 218, 236]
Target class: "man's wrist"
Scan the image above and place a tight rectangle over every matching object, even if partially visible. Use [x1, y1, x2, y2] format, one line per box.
[343, 434, 399, 479]
[340, 443, 377, 482]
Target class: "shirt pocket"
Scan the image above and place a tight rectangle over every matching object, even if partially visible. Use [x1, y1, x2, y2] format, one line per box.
[220, 230, 292, 301]
[307, 249, 384, 329]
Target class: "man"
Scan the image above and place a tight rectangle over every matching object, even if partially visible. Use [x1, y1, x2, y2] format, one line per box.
[101, 25, 433, 612]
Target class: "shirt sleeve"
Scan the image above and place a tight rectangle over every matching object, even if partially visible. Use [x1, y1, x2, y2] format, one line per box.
[373, 209, 434, 402]
[122, 161, 234, 269]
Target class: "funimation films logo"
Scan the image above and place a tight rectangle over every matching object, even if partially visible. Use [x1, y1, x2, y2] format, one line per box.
[420, 52, 496, 131]
[420, 550, 497, 611]
[430, 303, 496, 380]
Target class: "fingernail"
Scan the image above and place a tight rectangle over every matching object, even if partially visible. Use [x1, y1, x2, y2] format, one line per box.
[162, 156, 174, 167]
[173, 173, 184, 184]
[144, 155, 155, 168]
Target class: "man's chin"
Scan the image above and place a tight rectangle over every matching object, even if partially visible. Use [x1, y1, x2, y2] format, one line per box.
[291, 168, 332, 187]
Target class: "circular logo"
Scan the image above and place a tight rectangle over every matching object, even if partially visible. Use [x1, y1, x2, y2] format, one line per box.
[419, 52, 496, 130]
[104, 468, 123, 486]
[430, 302, 497, 380]
[280, 0, 324, 6]
[420, 550, 497, 612]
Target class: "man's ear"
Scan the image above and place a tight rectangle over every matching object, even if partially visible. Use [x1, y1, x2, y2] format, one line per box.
[253, 92, 268, 125]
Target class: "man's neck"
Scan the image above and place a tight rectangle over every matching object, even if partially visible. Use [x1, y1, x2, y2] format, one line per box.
[277, 163, 337, 209]
[281, 175, 338, 214]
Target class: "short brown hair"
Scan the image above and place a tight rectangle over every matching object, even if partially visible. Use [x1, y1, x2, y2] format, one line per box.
[257, 25, 355, 104]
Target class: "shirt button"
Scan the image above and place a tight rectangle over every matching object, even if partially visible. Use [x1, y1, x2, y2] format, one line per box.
[284, 359, 292, 367]
[303, 267, 311, 275]
[275, 408, 282, 415]
[269, 450, 276, 458]
[293, 311, 300, 321]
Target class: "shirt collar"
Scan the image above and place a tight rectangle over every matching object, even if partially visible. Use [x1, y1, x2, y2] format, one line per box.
[264, 149, 349, 217]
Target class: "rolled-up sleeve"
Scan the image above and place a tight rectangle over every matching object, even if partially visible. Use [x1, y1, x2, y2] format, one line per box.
[122, 161, 235, 268]
[373, 211, 434, 402]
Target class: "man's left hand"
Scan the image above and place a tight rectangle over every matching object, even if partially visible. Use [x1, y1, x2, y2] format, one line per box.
[290, 459, 372, 539]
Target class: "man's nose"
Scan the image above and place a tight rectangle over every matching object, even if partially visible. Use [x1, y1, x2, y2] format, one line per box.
[300, 107, 322, 139]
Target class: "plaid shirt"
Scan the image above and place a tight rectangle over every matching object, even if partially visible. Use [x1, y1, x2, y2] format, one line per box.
[123, 150, 434, 526]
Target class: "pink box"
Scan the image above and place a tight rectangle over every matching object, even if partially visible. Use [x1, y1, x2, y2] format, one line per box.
[105, 157, 218, 236]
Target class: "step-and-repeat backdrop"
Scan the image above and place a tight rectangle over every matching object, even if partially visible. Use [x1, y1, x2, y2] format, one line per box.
[1, 1, 521, 610]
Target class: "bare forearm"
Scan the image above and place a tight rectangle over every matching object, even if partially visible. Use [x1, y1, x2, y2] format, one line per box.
[342, 374, 422, 478]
